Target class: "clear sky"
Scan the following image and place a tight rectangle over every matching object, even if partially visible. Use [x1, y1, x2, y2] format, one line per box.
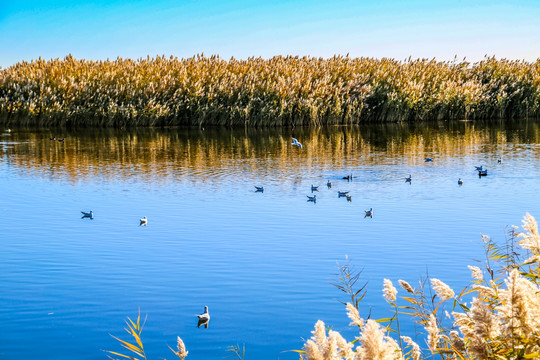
[0, 0, 539, 68]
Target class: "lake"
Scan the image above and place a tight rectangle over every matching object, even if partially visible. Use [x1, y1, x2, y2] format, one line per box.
[1, 120, 540, 360]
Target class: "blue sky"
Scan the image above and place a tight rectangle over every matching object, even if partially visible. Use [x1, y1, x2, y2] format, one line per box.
[0, 0, 539, 67]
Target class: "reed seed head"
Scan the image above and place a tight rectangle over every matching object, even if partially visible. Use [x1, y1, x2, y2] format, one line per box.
[383, 279, 398, 303]
[176, 336, 188, 359]
[398, 280, 414, 294]
[431, 278, 455, 301]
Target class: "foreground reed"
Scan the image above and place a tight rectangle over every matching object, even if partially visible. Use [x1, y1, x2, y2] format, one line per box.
[1, 55, 539, 127]
[300, 213, 540, 360]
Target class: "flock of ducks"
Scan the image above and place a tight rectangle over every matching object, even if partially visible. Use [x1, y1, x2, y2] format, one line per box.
[68, 135, 504, 222]
[253, 138, 377, 218]
[255, 138, 505, 219]
[256, 180, 374, 217]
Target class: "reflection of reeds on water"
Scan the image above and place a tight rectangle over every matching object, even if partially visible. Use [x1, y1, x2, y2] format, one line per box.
[2, 121, 540, 182]
[1, 55, 539, 127]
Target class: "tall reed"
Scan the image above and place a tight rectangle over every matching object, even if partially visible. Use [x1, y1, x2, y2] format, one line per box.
[300, 213, 540, 360]
[1, 55, 539, 127]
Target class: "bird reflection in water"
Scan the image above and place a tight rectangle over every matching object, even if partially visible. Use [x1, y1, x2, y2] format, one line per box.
[197, 318, 209, 329]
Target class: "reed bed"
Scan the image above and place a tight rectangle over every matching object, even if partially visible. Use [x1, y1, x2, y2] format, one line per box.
[1, 55, 539, 127]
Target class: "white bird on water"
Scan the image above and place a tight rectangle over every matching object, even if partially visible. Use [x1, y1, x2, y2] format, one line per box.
[140, 216, 147, 226]
[364, 208, 373, 217]
[291, 137, 303, 149]
[196, 306, 210, 321]
[458, 178, 463, 185]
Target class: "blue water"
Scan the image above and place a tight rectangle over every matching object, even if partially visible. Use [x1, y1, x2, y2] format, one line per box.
[1, 122, 539, 359]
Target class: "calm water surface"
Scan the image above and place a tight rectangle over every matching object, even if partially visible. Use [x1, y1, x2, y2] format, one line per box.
[1, 121, 540, 359]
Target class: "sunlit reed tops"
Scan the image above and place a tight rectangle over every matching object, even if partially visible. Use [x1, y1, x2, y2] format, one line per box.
[1, 55, 539, 127]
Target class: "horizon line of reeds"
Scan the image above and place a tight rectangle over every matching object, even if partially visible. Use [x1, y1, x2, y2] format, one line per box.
[1, 54, 539, 127]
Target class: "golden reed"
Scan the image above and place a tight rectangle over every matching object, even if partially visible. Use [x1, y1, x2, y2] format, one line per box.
[1, 55, 539, 127]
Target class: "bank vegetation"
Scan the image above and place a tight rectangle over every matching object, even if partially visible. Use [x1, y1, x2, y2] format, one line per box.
[1, 55, 539, 127]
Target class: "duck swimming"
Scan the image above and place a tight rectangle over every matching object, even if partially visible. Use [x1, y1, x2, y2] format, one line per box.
[81, 210, 93, 219]
[364, 208, 373, 218]
[196, 306, 210, 322]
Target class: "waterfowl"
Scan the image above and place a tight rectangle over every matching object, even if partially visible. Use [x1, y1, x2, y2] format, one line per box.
[81, 210, 93, 219]
[475, 165, 483, 171]
[458, 178, 463, 185]
[405, 174, 412, 183]
[58, 138, 65, 142]
[196, 306, 210, 322]
[342, 174, 353, 181]
[364, 208, 373, 217]
[346, 195, 352, 202]
[291, 137, 303, 149]
[478, 169, 488, 176]
[337, 191, 349, 197]
[425, 157, 433, 162]
[254, 186, 264, 192]
[140, 216, 147, 226]
[50, 136, 56, 141]
[311, 185, 319, 192]
[498, 157, 502, 164]
[306, 195, 317, 202]
[327, 180, 332, 188]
